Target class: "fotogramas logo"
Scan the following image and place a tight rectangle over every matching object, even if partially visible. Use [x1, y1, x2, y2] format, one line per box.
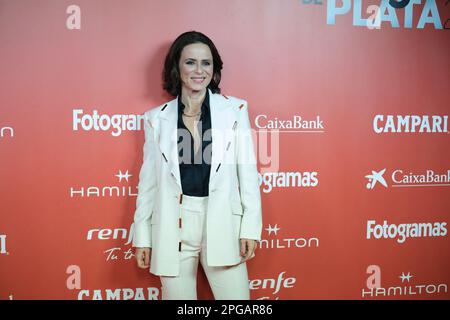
[255, 114, 325, 133]
[362, 265, 448, 298]
[366, 220, 447, 243]
[250, 271, 297, 300]
[73, 109, 145, 137]
[70, 169, 137, 198]
[373, 115, 449, 134]
[365, 168, 450, 189]
[86, 223, 135, 262]
[259, 171, 319, 193]
[259, 224, 319, 250]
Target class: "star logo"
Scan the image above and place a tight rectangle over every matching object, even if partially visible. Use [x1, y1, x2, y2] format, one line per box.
[115, 170, 132, 182]
[365, 168, 388, 189]
[399, 272, 413, 283]
[265, 224, 280, 236]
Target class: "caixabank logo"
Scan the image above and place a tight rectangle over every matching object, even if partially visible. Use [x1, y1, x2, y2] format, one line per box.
[254, 114, 325, 133]
[365, 168, 450, 189]
[362, 265, 448, 298]
[301, 0, 449, 30]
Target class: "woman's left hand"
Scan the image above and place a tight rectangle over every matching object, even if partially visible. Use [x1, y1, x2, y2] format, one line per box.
[240, 238, 257, 262]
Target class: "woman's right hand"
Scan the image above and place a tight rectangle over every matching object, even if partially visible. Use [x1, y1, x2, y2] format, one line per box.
[135, 247, 151, 269]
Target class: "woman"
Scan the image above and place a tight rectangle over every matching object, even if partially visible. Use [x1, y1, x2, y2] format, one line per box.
[132, 31, 262, 300]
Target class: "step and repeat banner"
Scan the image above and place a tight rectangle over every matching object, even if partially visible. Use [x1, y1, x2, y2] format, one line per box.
[0, 0, 449, 300]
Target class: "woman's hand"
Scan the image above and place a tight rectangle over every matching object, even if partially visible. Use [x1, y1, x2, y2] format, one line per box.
[135, 247, 151, 269]
[240, 238, 257, 262]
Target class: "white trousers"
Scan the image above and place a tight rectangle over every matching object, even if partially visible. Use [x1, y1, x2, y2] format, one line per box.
[160, 195, 250, 300]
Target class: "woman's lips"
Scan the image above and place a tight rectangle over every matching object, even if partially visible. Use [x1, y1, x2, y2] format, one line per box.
[191, 77, 205, 83]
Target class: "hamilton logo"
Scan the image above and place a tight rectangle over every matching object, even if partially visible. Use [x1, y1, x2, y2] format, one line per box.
[115, 170, 132, 182]
[259, 224, 319, 249]
[399, 272, 413, 283]
[69, 170, 137, 198]
[265, 224, 281, 236]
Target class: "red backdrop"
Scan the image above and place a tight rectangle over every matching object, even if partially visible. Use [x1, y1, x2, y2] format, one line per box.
[0, 0, 449, 300]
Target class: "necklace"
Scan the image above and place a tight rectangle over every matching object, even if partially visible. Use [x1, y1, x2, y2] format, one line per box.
[182, 110, 201, 117]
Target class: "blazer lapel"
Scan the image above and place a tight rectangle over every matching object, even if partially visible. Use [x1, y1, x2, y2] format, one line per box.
[208, 89, 236, 185]
[157, 97, 181, 191]
[156, 88, 237, 193]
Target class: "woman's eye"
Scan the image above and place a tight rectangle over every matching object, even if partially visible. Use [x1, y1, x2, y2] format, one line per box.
[186, 61, 210, 66]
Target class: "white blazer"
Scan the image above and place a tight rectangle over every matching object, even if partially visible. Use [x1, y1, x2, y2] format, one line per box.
[132, 88, 262, 276]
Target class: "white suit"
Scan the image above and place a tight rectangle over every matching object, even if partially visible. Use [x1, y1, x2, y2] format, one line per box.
[132, 88, 262, 277]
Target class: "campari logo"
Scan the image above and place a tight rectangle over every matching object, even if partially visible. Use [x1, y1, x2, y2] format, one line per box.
[373, 115, 448, 134]
[78, 287, 160, 300]
[66, 265, 160, 299]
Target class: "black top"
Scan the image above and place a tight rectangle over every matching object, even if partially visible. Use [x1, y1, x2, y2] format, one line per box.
[177, 90, 212, 196]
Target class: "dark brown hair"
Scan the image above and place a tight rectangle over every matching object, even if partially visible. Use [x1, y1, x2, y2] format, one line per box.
[162, 31, 223, 97]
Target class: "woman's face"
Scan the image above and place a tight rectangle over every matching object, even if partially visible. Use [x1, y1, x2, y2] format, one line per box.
[178, 43, 213, 93]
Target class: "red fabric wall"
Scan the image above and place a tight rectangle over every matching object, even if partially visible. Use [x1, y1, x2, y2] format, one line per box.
[0, 0, 449, 299]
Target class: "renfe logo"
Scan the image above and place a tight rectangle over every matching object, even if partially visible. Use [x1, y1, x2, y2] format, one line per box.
[87, 223, 134, 246]
[250, 271, 297, 295]
[327, 0, 446, 29]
